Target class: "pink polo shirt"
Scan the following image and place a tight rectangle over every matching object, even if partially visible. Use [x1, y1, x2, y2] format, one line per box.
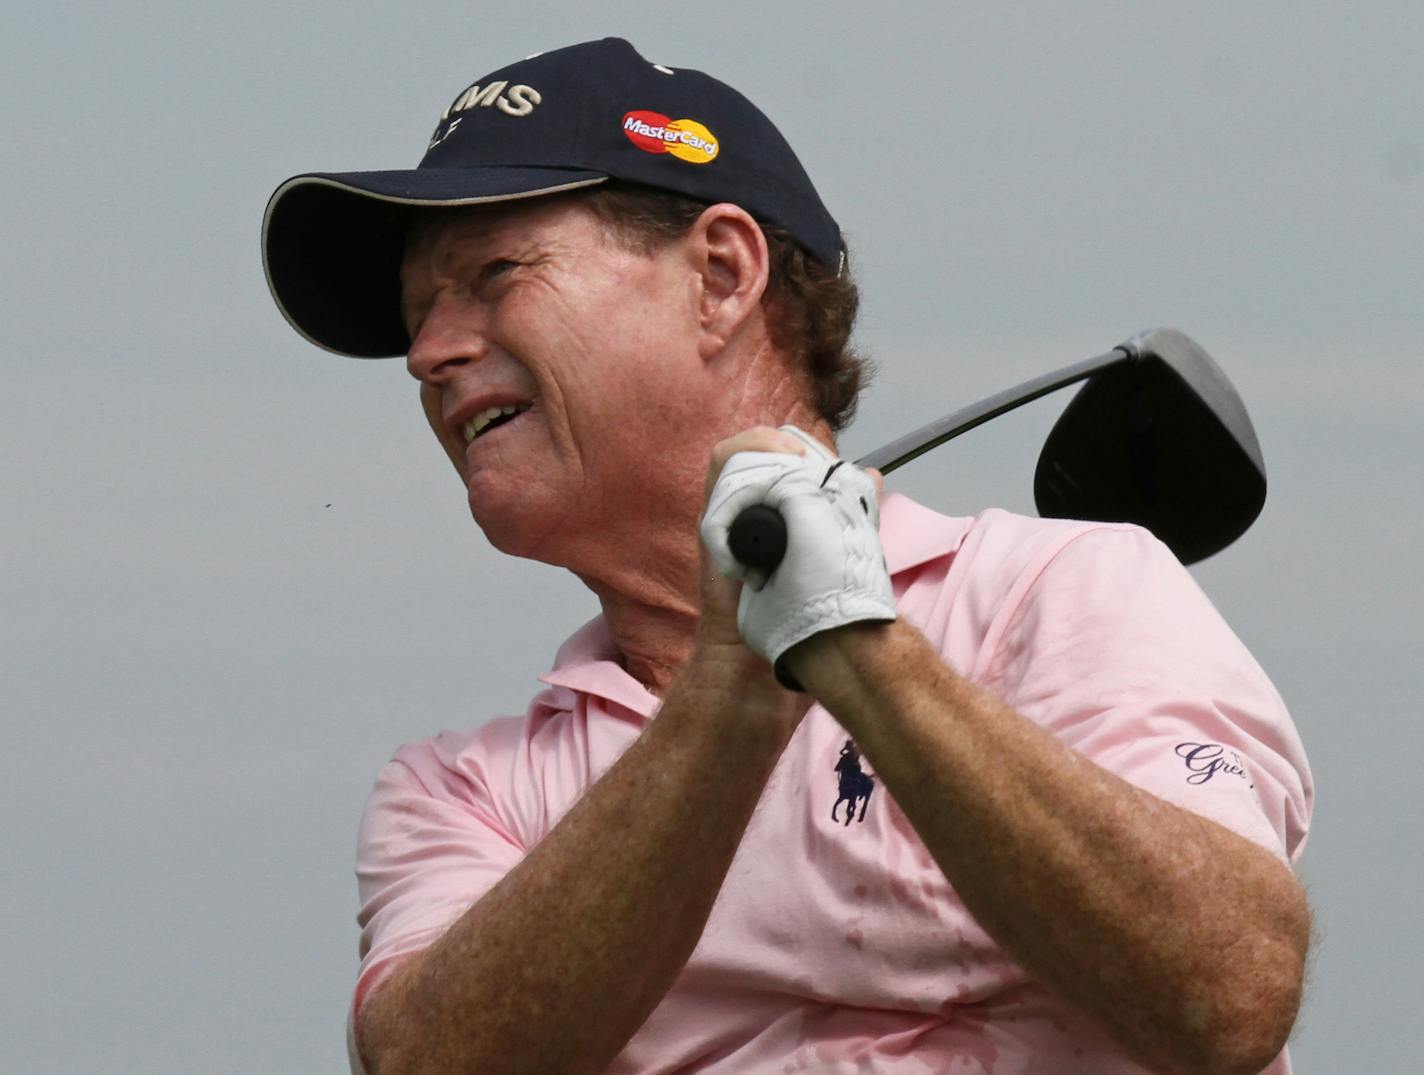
[348, 494, 1312, 1074]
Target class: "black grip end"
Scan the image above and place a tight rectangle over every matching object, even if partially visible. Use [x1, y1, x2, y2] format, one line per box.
[728, 505, 788, 575]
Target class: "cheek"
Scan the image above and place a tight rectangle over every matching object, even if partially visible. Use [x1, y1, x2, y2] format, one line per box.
[420, 383, 465, 474]
[501, 287, 611, 416]
[502, 259, 702, 438]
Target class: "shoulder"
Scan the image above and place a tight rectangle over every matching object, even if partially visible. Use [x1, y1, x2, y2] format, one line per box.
[381, 715, 527, 797]
[886, 495, 1167, 639]
[945, 507, 1216, 659]
[361, 684, 568, 827]
[880, 496, 1186, 683]
[955, 506, 1163, 587]
[881, 492, 1156, 586]
[378, 677, 585, 794]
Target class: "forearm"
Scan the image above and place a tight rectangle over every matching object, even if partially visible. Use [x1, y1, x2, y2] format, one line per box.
[790, 620, 1309, 1075]
[359, 649, 803, 1075]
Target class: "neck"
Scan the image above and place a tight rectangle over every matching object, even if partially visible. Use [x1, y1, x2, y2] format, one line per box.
[576, 419, 836, 697]
[573, 536, 701, 696]
[599, 589, 699, 695]
[561, 344, 836, 695]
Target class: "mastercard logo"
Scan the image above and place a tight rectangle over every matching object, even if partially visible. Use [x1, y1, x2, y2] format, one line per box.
[621, 110, 720, 164]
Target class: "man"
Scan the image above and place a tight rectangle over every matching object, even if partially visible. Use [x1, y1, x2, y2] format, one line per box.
[263, 38, 1312, 1075]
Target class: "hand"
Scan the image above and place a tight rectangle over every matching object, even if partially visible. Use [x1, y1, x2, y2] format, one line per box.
[694, 427, 806, 654]
[700, 425, 896, 689]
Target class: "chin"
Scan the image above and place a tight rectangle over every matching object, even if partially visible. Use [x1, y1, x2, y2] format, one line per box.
[466, 484, 561, 564]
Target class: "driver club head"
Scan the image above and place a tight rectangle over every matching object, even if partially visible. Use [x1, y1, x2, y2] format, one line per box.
[1033, 329, 1267, 564]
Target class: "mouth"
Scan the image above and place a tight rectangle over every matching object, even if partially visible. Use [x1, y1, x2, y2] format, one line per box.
[461, 402, 534, 444]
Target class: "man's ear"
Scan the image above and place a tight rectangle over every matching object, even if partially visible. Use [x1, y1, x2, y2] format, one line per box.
[689, 204, 770, 361]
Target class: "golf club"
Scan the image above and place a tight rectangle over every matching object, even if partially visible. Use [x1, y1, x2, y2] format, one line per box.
[727, 328, 1267, 573]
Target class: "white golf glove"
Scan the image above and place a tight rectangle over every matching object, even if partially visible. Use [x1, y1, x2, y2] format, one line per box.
[700, 426, 896, 689]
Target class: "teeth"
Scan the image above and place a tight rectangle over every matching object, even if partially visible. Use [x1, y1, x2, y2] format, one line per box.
[462, 404, 526, 443]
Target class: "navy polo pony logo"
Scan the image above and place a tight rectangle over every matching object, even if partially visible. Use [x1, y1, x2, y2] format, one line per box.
[833, 739, 875, 825]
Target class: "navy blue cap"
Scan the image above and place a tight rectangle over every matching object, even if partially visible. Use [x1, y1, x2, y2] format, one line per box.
[262, 38, 843, 358]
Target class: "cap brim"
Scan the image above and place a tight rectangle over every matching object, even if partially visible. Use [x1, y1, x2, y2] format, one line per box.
[262, 167, 608, 358]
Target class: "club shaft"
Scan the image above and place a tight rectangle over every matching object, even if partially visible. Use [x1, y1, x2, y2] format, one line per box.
[726, 348, 1133, 577]
[856, 348, 1129, 473]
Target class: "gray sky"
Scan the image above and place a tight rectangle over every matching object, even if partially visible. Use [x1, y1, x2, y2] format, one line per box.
[3, 2, 1419, 1071]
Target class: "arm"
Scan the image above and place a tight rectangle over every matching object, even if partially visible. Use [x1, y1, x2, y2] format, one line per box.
[357, 575, 808, 1073]
[785, 619, 1310, 1075]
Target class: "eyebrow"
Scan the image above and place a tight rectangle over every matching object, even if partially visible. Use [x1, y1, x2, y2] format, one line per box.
[399, 216, 545, 335]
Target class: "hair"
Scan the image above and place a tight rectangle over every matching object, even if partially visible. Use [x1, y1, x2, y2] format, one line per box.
[577, 183, 873, 432]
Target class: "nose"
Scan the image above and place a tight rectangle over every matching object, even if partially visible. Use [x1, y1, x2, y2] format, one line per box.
[405, 291, 489, 384]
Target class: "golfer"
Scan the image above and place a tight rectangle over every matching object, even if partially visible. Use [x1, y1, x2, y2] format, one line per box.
[263, 38, 1312, 1075]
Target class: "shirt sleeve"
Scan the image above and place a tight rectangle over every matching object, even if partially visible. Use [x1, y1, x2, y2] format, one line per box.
[346, 743, 527, 1073]
[979, 524, 1313, 865]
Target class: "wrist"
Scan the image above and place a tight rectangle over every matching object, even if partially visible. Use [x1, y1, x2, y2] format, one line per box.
[682, 640, 810, 736]
[782, 618, 927, 720]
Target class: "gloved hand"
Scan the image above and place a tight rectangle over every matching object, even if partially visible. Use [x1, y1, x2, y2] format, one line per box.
[700, 426, 896, 690]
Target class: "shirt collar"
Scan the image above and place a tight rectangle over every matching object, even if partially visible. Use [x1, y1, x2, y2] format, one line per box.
[538, 492, 969, 713]
[878, 491, 970, 574]
[538, 614, 661, 717]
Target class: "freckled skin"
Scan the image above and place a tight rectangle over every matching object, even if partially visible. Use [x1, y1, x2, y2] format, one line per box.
[401, 196, 824, 687]
[785, 623, 1310, 1075]
[402, 201, 713, 567]
[361, 197, 1310, 1075]
[361, 201, 832, 1075]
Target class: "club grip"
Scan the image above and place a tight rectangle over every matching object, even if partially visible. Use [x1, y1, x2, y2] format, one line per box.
[727, 504, 787, 576]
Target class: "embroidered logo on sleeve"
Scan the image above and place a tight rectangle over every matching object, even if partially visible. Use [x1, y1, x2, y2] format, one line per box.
[1174, 742, 1255, 788]
[621, 110, 720, 163]
[833, 739, 875, 825]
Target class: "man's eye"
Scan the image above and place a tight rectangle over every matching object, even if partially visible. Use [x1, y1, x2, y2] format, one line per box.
[482, 259, 519, 281]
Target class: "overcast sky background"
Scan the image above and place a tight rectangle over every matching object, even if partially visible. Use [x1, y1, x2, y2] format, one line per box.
[3, 2, 1419, 1072]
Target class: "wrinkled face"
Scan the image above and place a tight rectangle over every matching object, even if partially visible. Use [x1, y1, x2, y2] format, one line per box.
[400, 196, 709, 560]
